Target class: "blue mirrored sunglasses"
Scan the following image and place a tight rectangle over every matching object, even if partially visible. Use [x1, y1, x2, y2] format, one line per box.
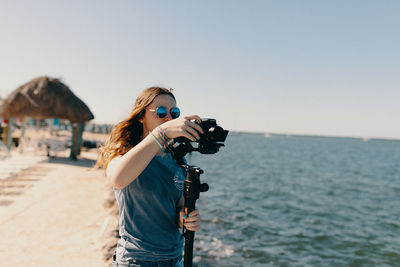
[148, 106, 180, 119]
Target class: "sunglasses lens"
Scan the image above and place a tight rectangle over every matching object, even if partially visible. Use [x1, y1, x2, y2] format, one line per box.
[156, 106, 167, 118]
[170, 107, 180, 119]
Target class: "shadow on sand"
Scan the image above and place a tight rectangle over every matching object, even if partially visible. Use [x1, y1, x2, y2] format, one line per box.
[46, 156, 97, 168]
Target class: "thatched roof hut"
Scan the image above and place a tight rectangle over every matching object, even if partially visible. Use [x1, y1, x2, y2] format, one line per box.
[0, 76, 94, 159]
[0, 76, 94, 122]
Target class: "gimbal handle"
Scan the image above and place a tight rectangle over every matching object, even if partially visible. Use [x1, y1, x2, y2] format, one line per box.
[181, 165, 208, 267]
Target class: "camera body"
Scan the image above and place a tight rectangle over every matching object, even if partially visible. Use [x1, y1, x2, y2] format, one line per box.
[173, 118, 229, 155]
[197, 118, 229, 154]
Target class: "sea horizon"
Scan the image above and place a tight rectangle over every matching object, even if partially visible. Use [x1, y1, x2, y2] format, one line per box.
[229, 130, 400, 142]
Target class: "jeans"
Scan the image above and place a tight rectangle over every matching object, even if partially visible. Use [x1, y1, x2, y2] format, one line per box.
[111, 255, 183, 267]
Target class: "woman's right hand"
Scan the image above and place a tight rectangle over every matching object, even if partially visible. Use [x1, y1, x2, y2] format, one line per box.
[159, 115, 204, 142]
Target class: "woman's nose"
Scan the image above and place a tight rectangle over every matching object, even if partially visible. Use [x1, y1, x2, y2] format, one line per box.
[163, 113, 172, 121]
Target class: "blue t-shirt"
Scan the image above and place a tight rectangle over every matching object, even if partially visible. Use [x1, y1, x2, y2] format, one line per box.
[114, 153, 186, 261]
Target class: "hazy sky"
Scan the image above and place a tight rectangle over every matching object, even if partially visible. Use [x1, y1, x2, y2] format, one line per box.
[1, 1, 399, 139]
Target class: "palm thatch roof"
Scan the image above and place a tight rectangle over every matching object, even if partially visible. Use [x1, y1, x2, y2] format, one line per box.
[0, 76, 94, 122]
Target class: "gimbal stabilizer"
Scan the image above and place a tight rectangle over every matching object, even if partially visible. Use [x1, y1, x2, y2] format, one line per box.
[166, 119, 228, 267]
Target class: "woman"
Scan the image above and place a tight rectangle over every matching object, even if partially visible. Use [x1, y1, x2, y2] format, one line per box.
[97, 87, 203, 267]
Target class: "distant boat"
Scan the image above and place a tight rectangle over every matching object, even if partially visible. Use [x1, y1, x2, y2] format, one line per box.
[264, 132, 271, 138]
[362, 137, 370, 142]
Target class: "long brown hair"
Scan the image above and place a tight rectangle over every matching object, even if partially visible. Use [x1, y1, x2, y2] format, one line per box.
[96, 87, 175, 170]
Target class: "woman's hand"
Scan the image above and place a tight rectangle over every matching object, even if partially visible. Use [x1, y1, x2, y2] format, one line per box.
[160, 115, 204, 142]
[179, 209, 201, 232]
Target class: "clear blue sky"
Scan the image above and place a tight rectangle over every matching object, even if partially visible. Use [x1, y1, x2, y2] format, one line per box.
[1, 1, 399, 139]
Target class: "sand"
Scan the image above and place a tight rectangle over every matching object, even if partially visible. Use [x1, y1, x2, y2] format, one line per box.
[0, 150, 118, 267]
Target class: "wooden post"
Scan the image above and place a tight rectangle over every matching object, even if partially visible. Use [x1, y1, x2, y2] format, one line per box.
[2, 119, 9, 148]
[76, 122, 84, 155]
[6, 117, 14, 150]
[20, 117, 26, 139]
[18, 117, 26, 153]
[70, 122, 78, 160]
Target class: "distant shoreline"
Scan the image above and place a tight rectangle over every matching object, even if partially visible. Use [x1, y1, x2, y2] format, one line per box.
[229, 131, 400, 142]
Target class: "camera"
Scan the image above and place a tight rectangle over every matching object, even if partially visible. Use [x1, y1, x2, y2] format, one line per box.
[196, 118, 229, 154]
[172, 118, 229, 156]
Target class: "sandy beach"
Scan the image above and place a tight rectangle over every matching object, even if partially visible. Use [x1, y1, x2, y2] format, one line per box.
[0, 149, 118, 266]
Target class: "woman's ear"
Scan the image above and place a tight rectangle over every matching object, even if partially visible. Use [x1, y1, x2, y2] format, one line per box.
[137, 110, 145, 123]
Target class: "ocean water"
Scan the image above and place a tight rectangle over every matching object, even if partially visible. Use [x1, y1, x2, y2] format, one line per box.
[185, 132, 400, 267]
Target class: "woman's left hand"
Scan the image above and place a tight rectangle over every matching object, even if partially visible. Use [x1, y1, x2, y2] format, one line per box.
[179, 209, 201, 232]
